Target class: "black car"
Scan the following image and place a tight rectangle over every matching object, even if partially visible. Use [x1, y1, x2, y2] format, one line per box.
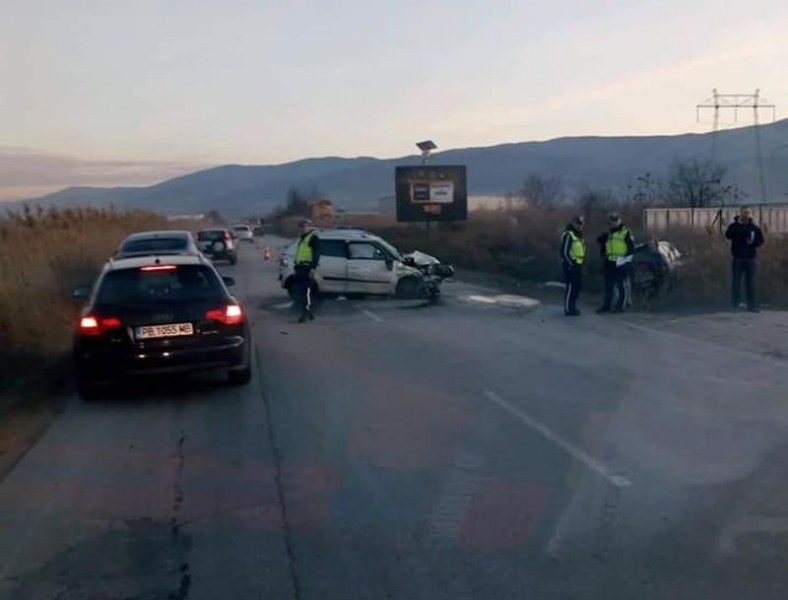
[73, 254, 251, 400]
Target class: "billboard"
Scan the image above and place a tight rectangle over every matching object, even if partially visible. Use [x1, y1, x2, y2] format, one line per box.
[395, 165, 468, 222]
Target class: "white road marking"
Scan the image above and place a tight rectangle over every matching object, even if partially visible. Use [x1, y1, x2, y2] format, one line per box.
[483, 390, 633, 488]
[359, 308, 383, 323]
[463, 294, 540, 310]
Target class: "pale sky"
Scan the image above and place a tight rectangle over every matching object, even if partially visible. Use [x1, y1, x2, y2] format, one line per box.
[1, 0, 787, 199]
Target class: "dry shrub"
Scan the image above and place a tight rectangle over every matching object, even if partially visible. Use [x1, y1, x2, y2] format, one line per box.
[664, 227, 788, 308]
[0, 206, 167, 390]
[350, 207, 787, 308]
[349, 208, 622, 292]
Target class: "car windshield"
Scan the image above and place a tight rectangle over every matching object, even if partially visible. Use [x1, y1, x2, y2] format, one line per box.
[376, 239, 403, 261]
[120, 237, 188, 254]
[96, 265, 223, 306]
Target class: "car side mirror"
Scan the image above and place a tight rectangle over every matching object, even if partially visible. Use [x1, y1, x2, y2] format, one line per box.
[222, 276, 236, 287]
[72, 286, 91, 299]
[385, 258, 393, 271]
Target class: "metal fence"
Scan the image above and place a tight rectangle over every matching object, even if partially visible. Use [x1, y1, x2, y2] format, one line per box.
[644, 205, 788, 234]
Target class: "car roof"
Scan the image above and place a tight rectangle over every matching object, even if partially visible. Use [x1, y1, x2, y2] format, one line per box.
[312, 228, 381, 241]
[104, 254, 210, 272]
[122, 230, 193, 241]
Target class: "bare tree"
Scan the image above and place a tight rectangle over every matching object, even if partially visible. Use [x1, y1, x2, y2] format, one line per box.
[576, 188, 618, 219]
[666, 158, 733, 208]
[628, 172, 663, 206]
[519, 174, 563, 210]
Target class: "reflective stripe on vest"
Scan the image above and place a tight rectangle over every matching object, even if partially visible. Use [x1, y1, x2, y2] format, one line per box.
[567, 230, 586, 264]
[605, 227, 629, 260]
[295, 231, 315, 263]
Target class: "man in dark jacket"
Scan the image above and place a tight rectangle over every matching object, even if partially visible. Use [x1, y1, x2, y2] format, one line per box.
[725, 207, 764, 312]
[596, 213, 636, 313]
[293, 219, 321, 322]
[560, 215, 586, 316]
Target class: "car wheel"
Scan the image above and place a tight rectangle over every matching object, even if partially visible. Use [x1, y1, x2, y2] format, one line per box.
[395, 276, 425, 299]
[230, 255, 237, 265]
[228, 365, 252, 385]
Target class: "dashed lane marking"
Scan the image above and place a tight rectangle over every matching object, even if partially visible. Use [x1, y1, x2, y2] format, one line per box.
[483, 390, 633, 488]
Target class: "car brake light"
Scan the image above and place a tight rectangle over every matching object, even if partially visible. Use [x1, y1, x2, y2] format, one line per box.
[141, 265, 177, 272]
[205, 304, 244, 325]
[224, 231, 231, 241]
[79, 315, 123, 335]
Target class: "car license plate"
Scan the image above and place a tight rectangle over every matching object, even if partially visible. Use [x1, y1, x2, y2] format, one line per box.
[136, 322, 194, 340]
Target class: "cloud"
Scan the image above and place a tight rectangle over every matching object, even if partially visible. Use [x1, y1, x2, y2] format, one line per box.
[0, 149, 208, 201]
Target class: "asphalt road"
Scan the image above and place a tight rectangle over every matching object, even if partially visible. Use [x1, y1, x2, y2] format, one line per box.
[2, 237, 788, 599]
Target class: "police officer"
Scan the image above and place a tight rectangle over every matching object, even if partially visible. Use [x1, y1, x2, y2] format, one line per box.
[293, 219, 321, 323]
[560, 215, 586, 316]
[596, 212, 635, 313]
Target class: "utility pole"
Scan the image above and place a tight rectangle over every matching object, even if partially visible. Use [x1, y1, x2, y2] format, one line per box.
[696, 89, 776, 203]
[416, 140, 437, 237]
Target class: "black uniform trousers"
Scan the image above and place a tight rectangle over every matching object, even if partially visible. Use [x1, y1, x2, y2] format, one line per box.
[601, 261, 627, 311]
[294, 264, 314, 316]
[563, 263, 582, 314]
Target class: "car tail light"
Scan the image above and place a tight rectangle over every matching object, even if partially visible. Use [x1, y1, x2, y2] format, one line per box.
[205, 304, 245, 325]
[79, 315, 123, 335]
[224, 231, 232, 241]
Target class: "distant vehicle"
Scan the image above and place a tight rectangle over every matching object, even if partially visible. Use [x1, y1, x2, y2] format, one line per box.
[232, 224, 254, 242]
[115, 230, 202, 259]
[73, 254, 251, 400]
[195, 228, 238, 264]
[279, 228, 454, 300]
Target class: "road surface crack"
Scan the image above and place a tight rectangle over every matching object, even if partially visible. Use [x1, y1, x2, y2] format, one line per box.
[169, 429, 191, 600]
[256, 345, 302, 600]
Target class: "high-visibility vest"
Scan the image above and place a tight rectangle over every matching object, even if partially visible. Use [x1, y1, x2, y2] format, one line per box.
[295, 231, 315, 263]
[567, 230, 586, 264]
[605, 227, 630, 260]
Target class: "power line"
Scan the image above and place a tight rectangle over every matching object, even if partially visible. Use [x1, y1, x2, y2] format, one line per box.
[696, 89, 776, 202]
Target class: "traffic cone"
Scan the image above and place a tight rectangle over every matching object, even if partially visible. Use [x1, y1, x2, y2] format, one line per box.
[263, 246, 271, 261]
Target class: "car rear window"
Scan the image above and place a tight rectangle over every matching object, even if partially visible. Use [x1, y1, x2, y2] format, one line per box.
[197, 230, 227, 241]
[121, 237, 188, 254]
[96, 265, 224, 306]
[233, 225, 250, 232]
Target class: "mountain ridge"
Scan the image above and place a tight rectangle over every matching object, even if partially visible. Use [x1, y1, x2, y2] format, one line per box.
[13, 120, 788, 216]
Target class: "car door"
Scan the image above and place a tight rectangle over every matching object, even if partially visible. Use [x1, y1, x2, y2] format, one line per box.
[347, 241, 394, 295]
[316, 239, 348, 294]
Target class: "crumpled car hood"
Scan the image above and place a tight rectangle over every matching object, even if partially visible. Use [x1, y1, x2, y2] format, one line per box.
[402, 250, 441, 266]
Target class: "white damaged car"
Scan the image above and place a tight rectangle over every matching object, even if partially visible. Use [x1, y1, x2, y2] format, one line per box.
[278, 228, 454, 300]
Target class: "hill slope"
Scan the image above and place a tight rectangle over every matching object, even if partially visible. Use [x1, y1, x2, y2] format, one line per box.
[18, 120, 788, 215]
